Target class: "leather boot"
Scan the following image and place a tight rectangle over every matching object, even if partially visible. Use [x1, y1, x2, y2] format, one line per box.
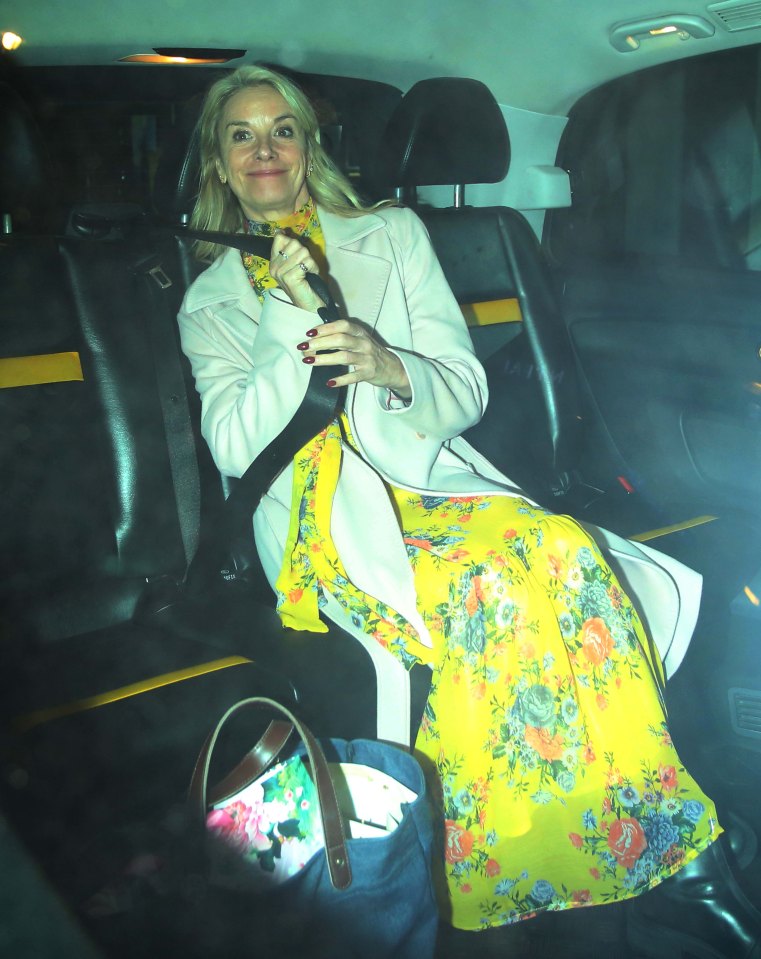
[627, 837, 761, 959]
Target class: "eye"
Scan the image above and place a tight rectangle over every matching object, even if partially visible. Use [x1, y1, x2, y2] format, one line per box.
[231, 128, 252, 142]
[274, 125, 295, 138]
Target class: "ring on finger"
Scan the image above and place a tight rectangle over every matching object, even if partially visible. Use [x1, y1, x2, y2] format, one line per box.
[279, 250, 289, 259]
[298, 263, 309, 274]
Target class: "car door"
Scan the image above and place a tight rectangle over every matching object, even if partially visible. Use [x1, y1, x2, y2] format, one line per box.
[546, 45, 761, 807]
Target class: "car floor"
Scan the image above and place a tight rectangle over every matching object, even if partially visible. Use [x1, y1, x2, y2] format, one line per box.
[436, 901, 630, 958]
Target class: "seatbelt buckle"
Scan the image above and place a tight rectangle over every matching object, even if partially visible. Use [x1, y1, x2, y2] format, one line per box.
[147, 264, 173, 290]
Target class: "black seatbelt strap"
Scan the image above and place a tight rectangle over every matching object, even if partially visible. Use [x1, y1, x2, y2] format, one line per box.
[134, 253, 202, 570]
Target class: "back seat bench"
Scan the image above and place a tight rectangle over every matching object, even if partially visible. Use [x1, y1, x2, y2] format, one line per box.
[0, 228, 381, 902]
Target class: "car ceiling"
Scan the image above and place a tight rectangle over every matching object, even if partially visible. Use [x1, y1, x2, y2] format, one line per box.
[5, 0, 761, 116]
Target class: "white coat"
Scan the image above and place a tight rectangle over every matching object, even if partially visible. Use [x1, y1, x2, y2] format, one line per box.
[178, 205, 701, 743]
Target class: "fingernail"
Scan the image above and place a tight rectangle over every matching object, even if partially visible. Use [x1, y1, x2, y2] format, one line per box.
[296, 341, 309, 351]
[302, 356, 315, 365]
[305, 328, 318, 337]
[326, 379, 336, 387]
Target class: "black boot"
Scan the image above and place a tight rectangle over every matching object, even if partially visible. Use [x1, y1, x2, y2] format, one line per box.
[627, 837, 761, 959]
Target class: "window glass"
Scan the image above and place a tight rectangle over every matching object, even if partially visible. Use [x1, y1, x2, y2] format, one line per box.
[548, 44, 761, 271]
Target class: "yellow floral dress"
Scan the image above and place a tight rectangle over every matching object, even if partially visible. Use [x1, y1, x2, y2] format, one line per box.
[244, 202, 722, 932]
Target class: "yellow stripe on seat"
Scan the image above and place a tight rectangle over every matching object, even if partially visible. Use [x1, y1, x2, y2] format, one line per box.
[13, 655, 252, 732]
[0, 351, 84, 389]
[631, 515, 718, 543]
[461, 299, 522, 327]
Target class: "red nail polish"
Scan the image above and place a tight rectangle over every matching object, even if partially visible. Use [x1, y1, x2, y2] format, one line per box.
[297, 342, 309, 351]
[302, 356, 315, 365]
[305, 329, 318, 337]
[326, 379, 336, 387]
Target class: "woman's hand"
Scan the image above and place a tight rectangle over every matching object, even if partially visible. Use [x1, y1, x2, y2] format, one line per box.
[296, 320, 411, 398]
[269, 231, 324, 313]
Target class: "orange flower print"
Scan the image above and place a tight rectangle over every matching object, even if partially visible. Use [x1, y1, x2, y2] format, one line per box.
[572, 889, 592, 904]
[447, 548, 469, 561]
[589, 868, 601, 880]
[465, 587, 479, 616]
[583, 744, 596, 764]
[519, 641, 536, 659]
[581, 617, 614, 666]
[503, 528, 517, 539]
[525, 725, 565, 761]
[473, 681, 487, 700]
[569, 832, 584, 849]
[461, 884, 472, 893]
[596, 694, 609, 711]
[607, 818, 648, 869]
[548, 554, 565, 578]
[403, 537, 432, 550]
[485, 858, 501, 878]
[659, 764, 678, 792]
[287, 588, 304, 604]
[444, 821, 475, 864]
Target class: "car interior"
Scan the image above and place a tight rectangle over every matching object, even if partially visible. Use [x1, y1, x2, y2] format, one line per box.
[2, 2, 761, 956]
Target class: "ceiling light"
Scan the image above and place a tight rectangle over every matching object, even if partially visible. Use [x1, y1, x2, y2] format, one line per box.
[1, 31, 22, 51]
[119, 47, 245, 64]
[610, 14, 715, 51]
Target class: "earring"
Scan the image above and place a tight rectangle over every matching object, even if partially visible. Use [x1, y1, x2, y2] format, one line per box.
[219, 174, 227, 184]
[306, 162, 313, 178]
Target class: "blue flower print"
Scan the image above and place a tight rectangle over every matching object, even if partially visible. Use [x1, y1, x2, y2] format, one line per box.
[618, 786, 640, 808]
[577, 546, 597, 569]
[495, 878, 517, 896]
[582, 809, 597, 829]
[518, 684, 556, 728]
[561, 696, 579, 724]
[557, 771, 576, 793]
[682, 799, 706, 824]
[530, 880, 556, 904]
[643, 813, 680, 858]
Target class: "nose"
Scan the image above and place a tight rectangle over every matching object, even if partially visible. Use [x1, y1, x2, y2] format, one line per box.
[256, 135, 276, 160]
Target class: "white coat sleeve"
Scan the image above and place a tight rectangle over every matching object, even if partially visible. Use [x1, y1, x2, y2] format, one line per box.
[373, 207, 488, 439]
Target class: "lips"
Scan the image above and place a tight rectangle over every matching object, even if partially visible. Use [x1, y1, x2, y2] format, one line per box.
[247, 169, 287, 177]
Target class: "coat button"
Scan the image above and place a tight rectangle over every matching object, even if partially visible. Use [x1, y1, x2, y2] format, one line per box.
[416, 432, 426, 439]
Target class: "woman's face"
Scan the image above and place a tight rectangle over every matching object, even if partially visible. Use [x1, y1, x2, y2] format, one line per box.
[215, 85, 310, 222]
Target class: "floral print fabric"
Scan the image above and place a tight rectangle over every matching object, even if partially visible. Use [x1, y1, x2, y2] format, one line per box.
[275, 427, 720, 930]
[400, 493, 721, 929]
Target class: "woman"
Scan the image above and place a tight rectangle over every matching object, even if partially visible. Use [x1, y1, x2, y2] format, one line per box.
[178, 66, 760, 953]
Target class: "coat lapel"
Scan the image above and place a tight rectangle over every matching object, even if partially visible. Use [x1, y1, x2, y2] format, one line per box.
[319, 209, 392, 328]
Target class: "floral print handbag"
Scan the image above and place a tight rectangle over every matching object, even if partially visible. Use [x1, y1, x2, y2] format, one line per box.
[189, 697, 439, 959]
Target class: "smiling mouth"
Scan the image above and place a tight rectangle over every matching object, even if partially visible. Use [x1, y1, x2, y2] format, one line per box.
[248, 169, 287, 177]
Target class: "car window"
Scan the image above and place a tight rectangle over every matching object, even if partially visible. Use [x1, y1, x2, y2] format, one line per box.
[547, 43, 761, 272]
[8, 65, 401, 217]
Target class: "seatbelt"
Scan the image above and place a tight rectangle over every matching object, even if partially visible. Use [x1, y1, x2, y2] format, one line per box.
[135, 251, 203, 571]
[138, 229, 345, 589]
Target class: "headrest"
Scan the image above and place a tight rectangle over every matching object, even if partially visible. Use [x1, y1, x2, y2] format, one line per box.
[152, 97, 203, 223]
[0, 82, 58, 231]
[376, 78, 510, 188]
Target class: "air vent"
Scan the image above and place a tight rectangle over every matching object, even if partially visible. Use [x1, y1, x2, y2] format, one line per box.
[708, 0, 761, 32]
[729, 687, 761, 739]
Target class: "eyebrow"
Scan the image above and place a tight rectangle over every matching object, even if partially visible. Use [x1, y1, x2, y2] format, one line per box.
[225, 113, 298, 128]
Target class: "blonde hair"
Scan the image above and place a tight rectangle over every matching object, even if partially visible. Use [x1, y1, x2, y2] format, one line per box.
[190, 65, 388, 260]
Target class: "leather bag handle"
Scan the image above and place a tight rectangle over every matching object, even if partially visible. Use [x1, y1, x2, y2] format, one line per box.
[189, 697, 353, 890]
